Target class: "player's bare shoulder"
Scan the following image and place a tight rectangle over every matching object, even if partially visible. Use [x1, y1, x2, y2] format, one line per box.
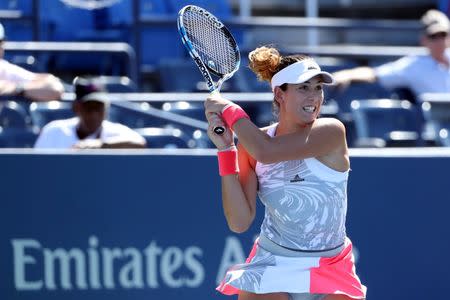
[314, 117, 346, 136]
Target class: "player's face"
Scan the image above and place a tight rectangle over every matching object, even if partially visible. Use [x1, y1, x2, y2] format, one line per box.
[77, 101, 106, 134]
[281, 76, 324, 126]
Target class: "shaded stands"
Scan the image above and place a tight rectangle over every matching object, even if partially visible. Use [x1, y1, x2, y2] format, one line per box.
[350, 99, 425, 148]
[281, 46, 430, 147]
[95, 76, 138, 93]
[0, 1, 424, 92]
[3, 41, 138, 84]
[420, 94, 450, 147]
[157, 58, 263, 93]
[29, 101, 74, 129]
[65, 92, 338, 148]
[2, 92, 438, 149]
[0, 100, 38, 147]
[134, 127, 200, 149]
[38, 0, 135, 77]
[135, 0, 239, 91]
[0, 0, 39, 41]
[139, 14, 422, 91]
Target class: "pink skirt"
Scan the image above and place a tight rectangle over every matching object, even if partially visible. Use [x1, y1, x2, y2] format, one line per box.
[217, 236, 366, 299]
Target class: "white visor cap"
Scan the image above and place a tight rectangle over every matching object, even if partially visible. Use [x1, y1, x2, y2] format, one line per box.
[270, 59, 334, 91]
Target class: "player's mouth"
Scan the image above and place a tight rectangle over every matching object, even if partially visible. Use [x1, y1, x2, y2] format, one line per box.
[302, 105, 316, 113]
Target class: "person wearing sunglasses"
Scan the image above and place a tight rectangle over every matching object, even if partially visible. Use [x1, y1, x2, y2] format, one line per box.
[332, 9, 450, 100]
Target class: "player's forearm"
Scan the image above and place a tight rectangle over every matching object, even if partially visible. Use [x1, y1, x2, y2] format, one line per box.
[232, 119, 274, 163]
[221, 176, 255, 233]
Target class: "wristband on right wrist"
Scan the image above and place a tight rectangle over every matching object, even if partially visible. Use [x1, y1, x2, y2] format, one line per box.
[217, 146, 239, 176]
[221, 104, 250, 129]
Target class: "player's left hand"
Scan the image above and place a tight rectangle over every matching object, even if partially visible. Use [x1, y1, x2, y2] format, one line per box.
[204, 93, 233, 116]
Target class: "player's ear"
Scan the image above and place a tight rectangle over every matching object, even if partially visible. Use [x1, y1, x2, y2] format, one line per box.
[274, 86, 284, 105]
[419, 34, 428, 46]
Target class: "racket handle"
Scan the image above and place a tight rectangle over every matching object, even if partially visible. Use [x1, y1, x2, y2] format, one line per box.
[213, 126, 226, 135]
[209, 90, 226, 135]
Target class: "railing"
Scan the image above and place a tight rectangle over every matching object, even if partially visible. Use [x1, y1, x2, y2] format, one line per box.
[3, 41, 138, 83]
[1, 1, 428, 90]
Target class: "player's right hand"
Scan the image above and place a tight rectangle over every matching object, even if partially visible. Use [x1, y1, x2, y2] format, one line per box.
[206, 113, 234, 150]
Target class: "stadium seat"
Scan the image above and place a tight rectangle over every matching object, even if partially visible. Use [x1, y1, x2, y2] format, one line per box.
[40, 1, 129, 76]
[134, 127, 192, 148]
[166, 0, 232, 19]
[0, 99, 37, 148]
[96, 76, 137, 93]
[0, 0, 32, 14]
[29, 101, 74, 129]
[108, 102, 168, 128]
[3, 54, 43, 72]
[140, 27, 185, 73]
[420, 99, 450, 146]
[350, 99, 424, 147]
[157, 59, 206, 92]
[139, 0, 170, 18]
[161, 101, 205, 121]
[240, 101, 275, 127]
[0, 101, 31, 129]
[314, 57, 359, 73]
[39, 1, 93, 41]
[0, 0, 34, 41]
[326, 82, 392, 114]
[0, 127, 39, 148]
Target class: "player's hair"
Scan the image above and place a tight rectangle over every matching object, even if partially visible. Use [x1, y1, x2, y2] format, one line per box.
[248, 46, 312, 118]
[248, 46, 311, 84]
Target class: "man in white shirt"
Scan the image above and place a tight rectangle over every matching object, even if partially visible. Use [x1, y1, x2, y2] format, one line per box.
[0, 22, 65, 101]
[34, 76, 146, 149]
[332, 9, 450, 100]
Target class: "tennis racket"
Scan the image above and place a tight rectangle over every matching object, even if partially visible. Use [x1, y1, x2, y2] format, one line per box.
[177, 5, 240, 135]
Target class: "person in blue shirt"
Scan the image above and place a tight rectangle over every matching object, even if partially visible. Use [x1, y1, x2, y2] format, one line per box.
[332, 9, 450, 100]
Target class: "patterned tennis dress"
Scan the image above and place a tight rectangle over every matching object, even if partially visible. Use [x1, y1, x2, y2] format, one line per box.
[217, 125, 367, 300]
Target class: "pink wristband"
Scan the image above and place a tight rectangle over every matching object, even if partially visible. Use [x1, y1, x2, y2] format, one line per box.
[217, 147, 239, 176]
[221, 104, 250, 129]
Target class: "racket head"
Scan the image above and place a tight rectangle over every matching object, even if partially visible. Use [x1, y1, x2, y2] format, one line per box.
[177, 5, 240, 82]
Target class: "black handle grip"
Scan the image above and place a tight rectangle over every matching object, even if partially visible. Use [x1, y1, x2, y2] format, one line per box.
[213, 126, 225, 135]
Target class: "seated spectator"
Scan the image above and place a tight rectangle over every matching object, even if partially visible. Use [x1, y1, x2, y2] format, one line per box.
[34, 76, 147, 149]
[332, 9, 450, 100]
[0, 22, 64, 101]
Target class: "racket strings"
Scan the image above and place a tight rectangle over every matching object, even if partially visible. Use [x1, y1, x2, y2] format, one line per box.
[183, 10, 238, 75]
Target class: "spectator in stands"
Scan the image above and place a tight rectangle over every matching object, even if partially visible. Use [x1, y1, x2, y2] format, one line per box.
[332, 9, 450, 100]
[204, 46, 366, 300]
[0, 22, 64, 101]
[34, 76, 146, 149]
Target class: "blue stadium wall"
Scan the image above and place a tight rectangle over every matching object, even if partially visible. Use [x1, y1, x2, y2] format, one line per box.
[1, 149, 449, 300]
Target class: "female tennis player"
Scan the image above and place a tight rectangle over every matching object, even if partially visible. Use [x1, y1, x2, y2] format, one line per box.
[204, 46, 367, 300]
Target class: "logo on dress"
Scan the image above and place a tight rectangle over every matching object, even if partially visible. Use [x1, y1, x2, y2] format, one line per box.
[290, 174, 305, 182]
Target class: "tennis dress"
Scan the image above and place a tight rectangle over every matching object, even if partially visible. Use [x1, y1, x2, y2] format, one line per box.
[217, 125, 366, 299]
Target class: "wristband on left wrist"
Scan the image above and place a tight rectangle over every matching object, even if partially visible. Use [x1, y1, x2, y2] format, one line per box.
[217, 147, 239, 176]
